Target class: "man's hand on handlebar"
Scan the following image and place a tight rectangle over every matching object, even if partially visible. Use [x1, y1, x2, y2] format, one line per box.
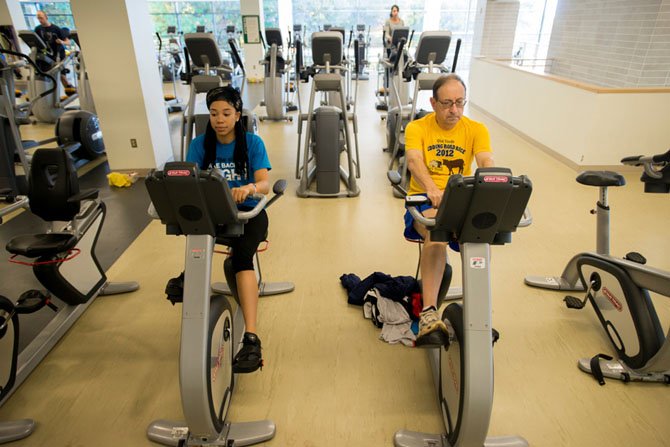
[426, 187, 443, 209]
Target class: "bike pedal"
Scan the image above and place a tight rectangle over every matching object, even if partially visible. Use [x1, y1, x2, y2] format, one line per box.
[165, 274, 184, 305]
[415, 330, 449, 349]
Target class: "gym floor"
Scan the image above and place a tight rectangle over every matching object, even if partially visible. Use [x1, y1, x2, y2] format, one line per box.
[1, 78, 669, 447]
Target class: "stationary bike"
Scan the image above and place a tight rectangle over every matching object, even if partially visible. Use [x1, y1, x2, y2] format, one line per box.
[145, 162, 286, 446]
[0, 148, 138, 443]
[524, 169, 627, 291]
[561, 149, 670, 384]
[394, 168, 531, 447]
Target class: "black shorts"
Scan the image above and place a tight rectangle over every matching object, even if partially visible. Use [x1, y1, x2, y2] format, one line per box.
[224, 209, 268, 273]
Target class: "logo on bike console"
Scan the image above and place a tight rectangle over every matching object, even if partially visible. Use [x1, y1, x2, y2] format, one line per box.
[483, 175, 509, 183]
[167, 169, 191, 177]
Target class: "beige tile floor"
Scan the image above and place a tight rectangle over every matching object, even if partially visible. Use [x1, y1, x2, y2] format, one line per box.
[1, 78, 669, 447]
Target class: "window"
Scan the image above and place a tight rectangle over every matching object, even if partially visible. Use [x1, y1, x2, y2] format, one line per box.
[293, 0, 478, 72]
[513, 0, 558, 69]
[21, 2, 75, 31]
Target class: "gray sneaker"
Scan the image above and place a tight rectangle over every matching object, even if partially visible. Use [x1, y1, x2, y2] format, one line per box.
[416, 307, 449, 347]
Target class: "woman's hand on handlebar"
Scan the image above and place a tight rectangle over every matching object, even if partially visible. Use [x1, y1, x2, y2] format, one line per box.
[231, 184, 255, 204]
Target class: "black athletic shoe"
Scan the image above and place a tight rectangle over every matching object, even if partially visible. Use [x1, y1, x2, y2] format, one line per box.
[232, 332, 263, 373]
[165, 272, 184, 305]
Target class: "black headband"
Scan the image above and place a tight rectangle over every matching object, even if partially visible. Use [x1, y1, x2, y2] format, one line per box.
[205, 85, 243, 111]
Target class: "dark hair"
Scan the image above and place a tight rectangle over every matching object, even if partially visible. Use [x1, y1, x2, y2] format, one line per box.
[202, 85, 249, 179]
[390, 4, 399, 17]
[432, 74, 467, 99]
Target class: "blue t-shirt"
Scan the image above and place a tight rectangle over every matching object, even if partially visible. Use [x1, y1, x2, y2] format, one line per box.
[186, 132, 272, 208]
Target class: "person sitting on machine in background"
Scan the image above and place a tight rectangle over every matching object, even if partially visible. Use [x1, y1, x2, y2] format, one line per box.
[383, 4, 405, 48]
[34, 10, 72, 89]
[184, 85, 271, 373]
[403, 74, 495, 345]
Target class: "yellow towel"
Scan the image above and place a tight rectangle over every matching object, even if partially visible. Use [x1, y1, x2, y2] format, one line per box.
[107, 172, 133, 188]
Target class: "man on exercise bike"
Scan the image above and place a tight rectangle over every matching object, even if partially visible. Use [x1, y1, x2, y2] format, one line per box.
[403, 74, 495, 346]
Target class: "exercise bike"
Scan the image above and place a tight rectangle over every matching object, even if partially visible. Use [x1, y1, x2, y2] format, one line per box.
[145, 162, 285, 446]
[0, 148, 139, 443]
[394, 167, 531, 447]
[561, 149, 670, 385]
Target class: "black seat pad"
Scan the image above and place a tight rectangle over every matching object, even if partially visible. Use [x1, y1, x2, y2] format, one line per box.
[6, 233, 78, 258]
[576, 171, 626, 187]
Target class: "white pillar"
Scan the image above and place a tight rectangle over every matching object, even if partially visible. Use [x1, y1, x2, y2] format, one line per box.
[0, 0, 26, 29]
[69, 0, 173, 170]
[471, 0, 488, 58]
[0, 0, 31, 52]
[240, 0, 265, 82]
[277, 0, 293, 40]
[423, 0, 440, 32]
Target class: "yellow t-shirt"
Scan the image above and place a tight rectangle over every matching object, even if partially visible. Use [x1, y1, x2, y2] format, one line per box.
[405, 113, 492, 195]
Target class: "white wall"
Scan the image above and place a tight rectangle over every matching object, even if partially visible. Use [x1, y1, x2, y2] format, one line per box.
[469, 57, 670, 167]
[547, 0, 670, 87]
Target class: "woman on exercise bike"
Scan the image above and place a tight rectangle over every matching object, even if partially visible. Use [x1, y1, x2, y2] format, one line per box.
[186, 85, 271, 374]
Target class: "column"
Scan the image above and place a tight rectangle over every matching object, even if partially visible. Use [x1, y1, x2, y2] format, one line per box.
[278, 0, 293, 39]
[69, 0, 173, 170]
[0, 0, 31, 52]
[240, 0, 265, 81]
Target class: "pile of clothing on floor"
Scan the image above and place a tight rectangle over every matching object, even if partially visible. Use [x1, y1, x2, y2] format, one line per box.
[340, 272, 423, 347]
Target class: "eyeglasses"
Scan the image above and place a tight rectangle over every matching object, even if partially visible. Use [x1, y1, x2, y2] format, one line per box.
[435, 98, 467, 109]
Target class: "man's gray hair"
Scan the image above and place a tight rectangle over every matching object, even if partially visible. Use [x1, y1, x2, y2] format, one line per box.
[432, 74, 467, 98]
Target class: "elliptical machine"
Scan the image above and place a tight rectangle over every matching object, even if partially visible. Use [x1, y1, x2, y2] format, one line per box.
[145, 162, 284, 447]
[352, 25, 369, 81]
[386, 31, 456, 199]
[18, 30, 77, 124]
[156, 27, 185, 114]
[179, 32, 257, 161]
[296, 31, 360, 198]
[559, 149, 670, 385]
[0, 46, 104, 208]
[395, 167, 531, 447]
[67, 30, 96, 114]
[376, 27, 410, 112]
[259, 28, 293, 122]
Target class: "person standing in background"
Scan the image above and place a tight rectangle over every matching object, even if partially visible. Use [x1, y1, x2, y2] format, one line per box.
[383, 4, 405, 47]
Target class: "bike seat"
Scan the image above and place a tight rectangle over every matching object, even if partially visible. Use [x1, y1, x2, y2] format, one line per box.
[7, 233, 78, 258]
[576, 171, 626, 187]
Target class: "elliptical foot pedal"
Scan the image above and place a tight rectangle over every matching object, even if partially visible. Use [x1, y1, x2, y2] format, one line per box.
[624, 251, 647, 264]
[564, 295, 586, 309]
